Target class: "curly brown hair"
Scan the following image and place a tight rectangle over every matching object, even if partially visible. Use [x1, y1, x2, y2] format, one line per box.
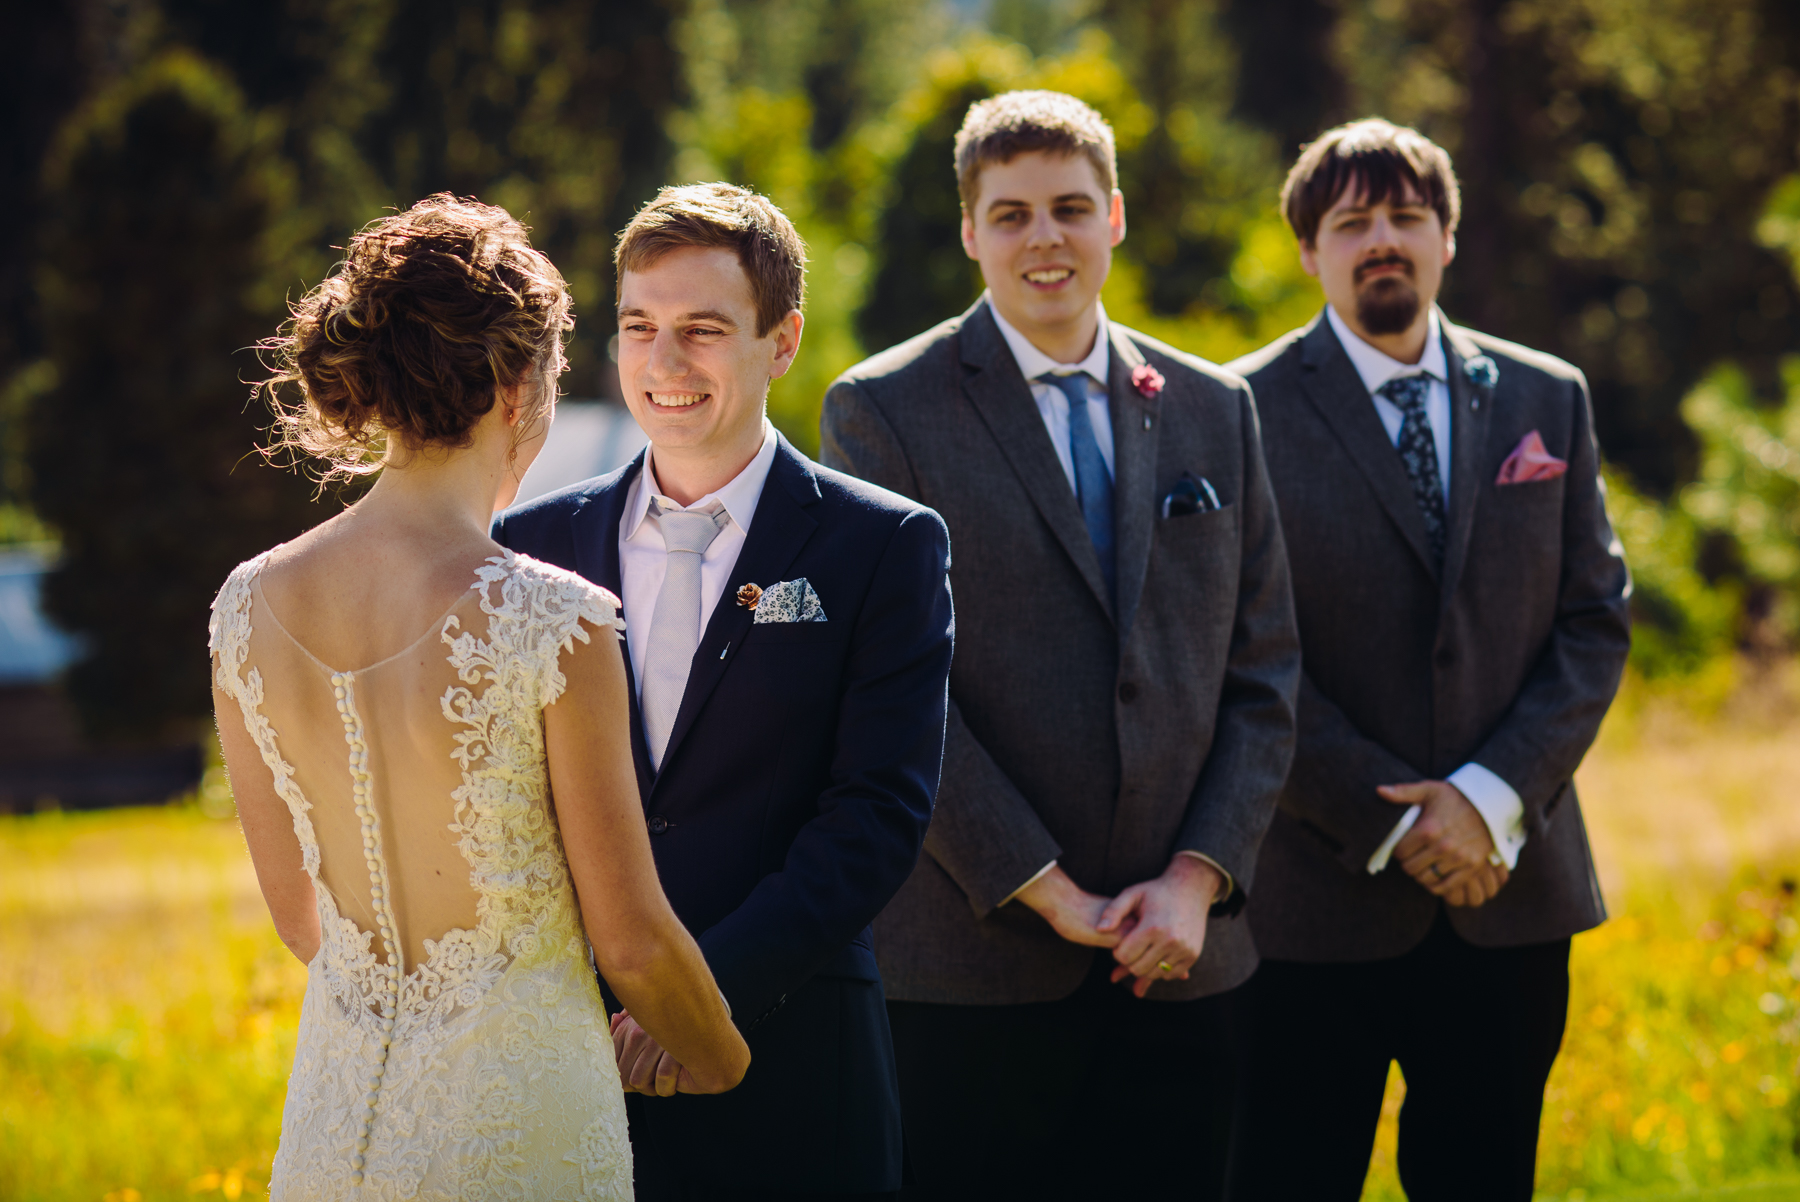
[259, 194, 572, 480]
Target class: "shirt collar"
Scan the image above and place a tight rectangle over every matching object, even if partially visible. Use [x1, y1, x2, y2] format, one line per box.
[1325, 304, 1447, 396]
[622, 420, 779, 540]
[989, 298, 1112, 389]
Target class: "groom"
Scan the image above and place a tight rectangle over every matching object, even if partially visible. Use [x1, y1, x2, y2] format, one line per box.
[493, 183, 954, 1200]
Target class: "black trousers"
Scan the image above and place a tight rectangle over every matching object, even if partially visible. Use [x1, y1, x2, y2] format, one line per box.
[888, 951, 1236, 1202]
[1225, 910, 1571, 1202]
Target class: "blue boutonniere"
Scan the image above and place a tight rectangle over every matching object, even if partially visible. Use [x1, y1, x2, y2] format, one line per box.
[1463, 355, 1499, 389]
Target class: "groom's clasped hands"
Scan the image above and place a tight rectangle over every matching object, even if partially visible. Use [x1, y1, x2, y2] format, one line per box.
[1016, 856, 1226, 999]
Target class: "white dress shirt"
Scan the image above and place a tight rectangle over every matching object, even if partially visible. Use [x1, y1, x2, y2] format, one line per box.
[1324, 306, 1527, 873]
[990, 300, 1116, 489]
[618, 422, 779, 701]
[987, 299, 1234, 907]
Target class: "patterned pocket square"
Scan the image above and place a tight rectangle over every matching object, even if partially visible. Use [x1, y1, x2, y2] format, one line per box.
[1496, 430, 1567, 485]
[749, 577, 827, 623]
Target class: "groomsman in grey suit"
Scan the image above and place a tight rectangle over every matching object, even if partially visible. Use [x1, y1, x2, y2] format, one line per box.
[1225, 119, 1631, 1201]
[821, 90, 1300, 1201]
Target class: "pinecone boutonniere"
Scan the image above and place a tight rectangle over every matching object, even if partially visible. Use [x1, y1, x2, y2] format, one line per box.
[736, 583, 763, 610]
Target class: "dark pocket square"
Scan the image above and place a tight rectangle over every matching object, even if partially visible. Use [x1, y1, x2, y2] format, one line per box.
[1161, 471, 1222, 518]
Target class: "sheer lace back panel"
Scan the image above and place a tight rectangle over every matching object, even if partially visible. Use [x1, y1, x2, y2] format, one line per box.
[210, 550, 635, 1201]
[245, 569, 490, 973]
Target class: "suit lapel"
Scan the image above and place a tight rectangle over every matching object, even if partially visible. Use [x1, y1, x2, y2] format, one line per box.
[959, 298, 1114, 622]
[1296, 311, 1440, 580]
[1107, 327, 1159, 640]
[571, 452, 656, 804]
[652, 436, 821, 791]
[1437, 311, 1495, 607]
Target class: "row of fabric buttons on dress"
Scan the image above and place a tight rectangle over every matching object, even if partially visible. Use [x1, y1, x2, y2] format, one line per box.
[334, 671, 401, 1188]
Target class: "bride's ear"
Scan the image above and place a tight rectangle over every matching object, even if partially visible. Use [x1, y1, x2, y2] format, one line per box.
[501, 383, 527, 427]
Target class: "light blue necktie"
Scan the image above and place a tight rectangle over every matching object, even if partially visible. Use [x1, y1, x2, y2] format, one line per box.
[1037, 372, 1115, 604]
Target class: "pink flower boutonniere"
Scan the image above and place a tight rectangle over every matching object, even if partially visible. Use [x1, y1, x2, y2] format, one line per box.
[1131, 364, 1165, 397]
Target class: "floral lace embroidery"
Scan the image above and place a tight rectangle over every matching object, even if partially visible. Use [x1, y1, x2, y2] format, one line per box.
[210, 551, 632, 1201]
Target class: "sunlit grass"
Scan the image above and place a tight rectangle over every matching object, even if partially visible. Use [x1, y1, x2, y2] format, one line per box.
[0, 802, 303, 1201]
[1, 672, 1797, 1199]
[1364, 666, 1800, 1200]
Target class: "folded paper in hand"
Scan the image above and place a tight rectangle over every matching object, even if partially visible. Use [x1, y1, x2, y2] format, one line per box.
[753, 577, 827, 623]
[1495, 430, 1567, 485]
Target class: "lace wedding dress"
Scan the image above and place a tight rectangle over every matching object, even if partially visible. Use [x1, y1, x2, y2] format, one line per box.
[211, 549, 634, 1201]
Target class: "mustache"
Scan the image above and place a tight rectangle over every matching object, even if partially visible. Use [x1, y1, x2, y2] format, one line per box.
[1354, 254, 1415, 285]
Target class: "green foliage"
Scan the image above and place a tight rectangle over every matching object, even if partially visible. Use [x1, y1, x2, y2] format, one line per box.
[29, 51, 331, 740]
[1604, 468, 1737, 679]
[1679, 362, 1800, 650]
[666, 0, 954, 449]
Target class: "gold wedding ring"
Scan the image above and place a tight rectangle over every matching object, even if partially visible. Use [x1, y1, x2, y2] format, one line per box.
[1430, 864, 1447, 881]
[1157, 960, 1174, 973]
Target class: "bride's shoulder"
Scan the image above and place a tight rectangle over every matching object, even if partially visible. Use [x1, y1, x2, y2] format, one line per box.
[207, 548, 280, 656]
[488, 550, 624, 636]
[210, 547, 278, 610]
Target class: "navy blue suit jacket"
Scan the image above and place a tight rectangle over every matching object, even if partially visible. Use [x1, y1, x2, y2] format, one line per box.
[491, 433, 952, 1191]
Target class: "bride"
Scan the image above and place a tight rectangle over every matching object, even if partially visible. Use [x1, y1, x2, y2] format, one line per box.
[210, 194, 748, 1200]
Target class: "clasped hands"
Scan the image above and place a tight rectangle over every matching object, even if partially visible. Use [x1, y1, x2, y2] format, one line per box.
[1377, 779, 1510, 907]
[610, 1008, 715, 1097]
[1015, 856, 1224, 999]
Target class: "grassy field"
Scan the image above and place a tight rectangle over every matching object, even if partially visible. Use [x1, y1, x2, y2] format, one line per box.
[1, 672, 1798, 1200]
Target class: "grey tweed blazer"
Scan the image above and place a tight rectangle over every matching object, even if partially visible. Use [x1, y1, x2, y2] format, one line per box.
[822, 298, 1300, 1004]
[1228, 309, 1630, 962]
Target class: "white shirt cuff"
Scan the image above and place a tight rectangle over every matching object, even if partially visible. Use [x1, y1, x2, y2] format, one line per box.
[1367, 806, 1420, 874]
[999, 859, 1059, 907]
[1175, 850, 1234, 903]
[1448, 762, 1527, 869]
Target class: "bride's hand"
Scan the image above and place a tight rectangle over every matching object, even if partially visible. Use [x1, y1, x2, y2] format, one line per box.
[611, 1011, 739, 1095]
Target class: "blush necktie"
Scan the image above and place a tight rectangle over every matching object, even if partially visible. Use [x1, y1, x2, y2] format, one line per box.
[1377, 373, 1446, 572]
[639, 501, 728, 768]
[1037, 372, 1116, 604]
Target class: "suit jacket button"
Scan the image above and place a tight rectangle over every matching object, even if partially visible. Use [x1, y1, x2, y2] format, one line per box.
[648, 816, 669, 835]
[1118, 682, 1139, 703]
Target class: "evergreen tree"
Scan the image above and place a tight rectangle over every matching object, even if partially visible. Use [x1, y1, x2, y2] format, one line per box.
[855, 78, 990, 352]
[30, 52, 330, 740]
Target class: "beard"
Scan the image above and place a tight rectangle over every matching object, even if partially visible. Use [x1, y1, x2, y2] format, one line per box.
[1353, 256, 1422, 335]
[1356, 276, 1422, 335]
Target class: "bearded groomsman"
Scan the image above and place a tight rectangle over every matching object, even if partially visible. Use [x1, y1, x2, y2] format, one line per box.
[822, 91, 1300, 1201]
[1224, 119, 1631, 1201]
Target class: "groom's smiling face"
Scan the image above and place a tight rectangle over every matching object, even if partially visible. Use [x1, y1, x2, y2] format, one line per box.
[616, 245, 800, 479]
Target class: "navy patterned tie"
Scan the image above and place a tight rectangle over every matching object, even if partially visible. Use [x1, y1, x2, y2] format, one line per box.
[1377, 374, 1446, 572]
[1037, 372, 1115, 603]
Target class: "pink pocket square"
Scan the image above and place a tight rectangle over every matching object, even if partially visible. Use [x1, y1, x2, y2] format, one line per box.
[1496, 430, 1567, 485]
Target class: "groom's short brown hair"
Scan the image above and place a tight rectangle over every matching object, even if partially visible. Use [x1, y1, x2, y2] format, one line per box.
[1281, 118, 1461, 246]
[955, 91, 1118, 210]
[615, 182, 806, 337]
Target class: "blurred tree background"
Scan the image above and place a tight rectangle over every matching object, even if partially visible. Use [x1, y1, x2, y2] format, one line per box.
[1, 0, 1797, 738]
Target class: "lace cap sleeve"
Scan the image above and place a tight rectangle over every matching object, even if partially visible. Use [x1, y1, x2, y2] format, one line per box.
[491, 554, 625, 709]
[209, 552, 271, 700]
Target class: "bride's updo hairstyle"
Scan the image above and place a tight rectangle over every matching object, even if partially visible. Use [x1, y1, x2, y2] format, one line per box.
[261, 193, 572, 480]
